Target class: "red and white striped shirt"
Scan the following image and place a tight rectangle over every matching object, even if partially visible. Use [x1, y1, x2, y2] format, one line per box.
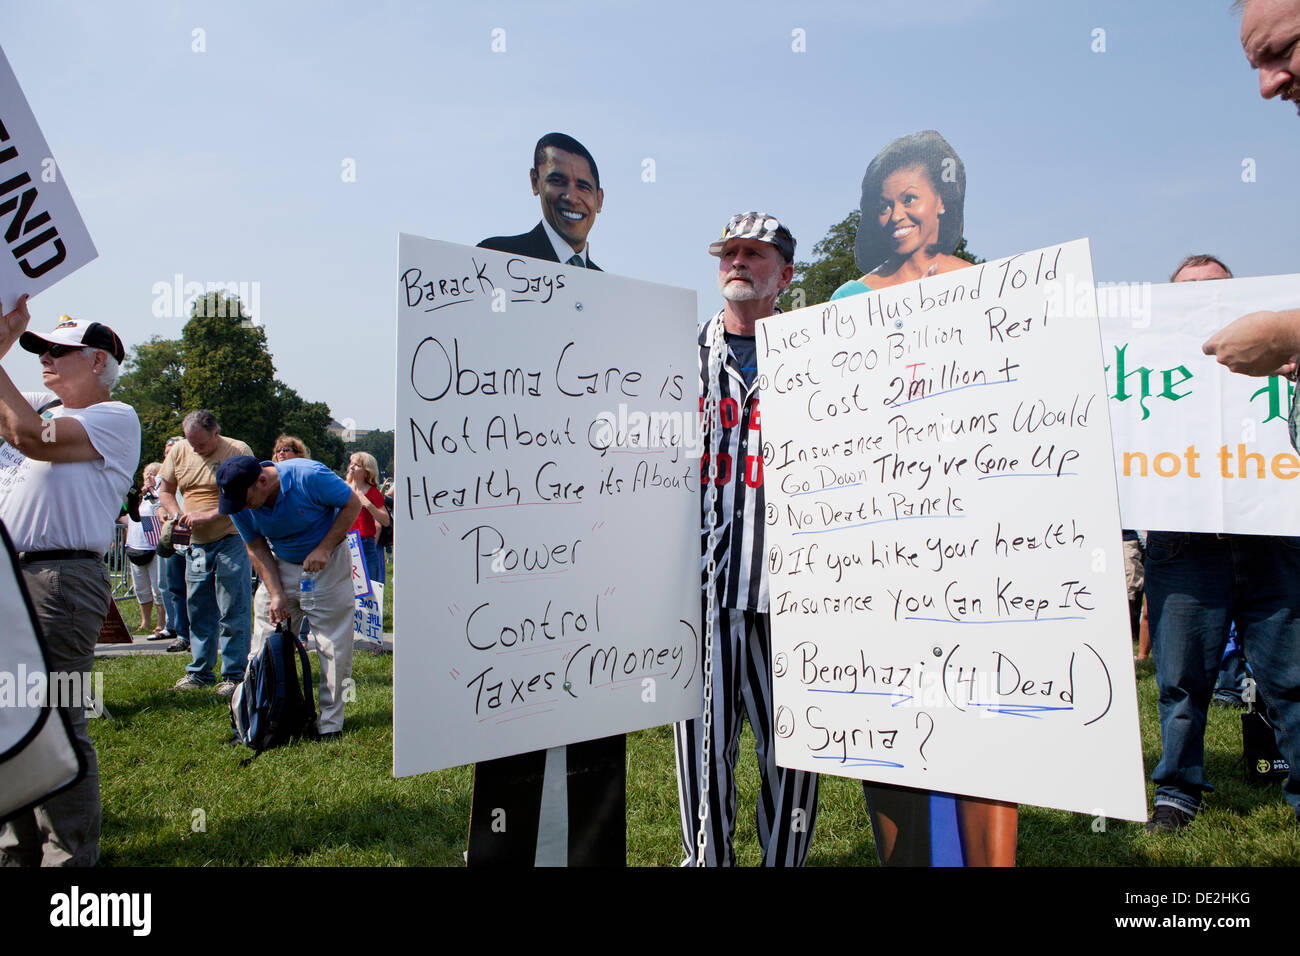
[699, 312, 768, 613]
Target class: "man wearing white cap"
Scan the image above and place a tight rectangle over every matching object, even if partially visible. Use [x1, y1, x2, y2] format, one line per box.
[0, 295, 140, 866]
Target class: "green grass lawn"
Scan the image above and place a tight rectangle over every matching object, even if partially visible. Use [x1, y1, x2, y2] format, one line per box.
[87, 647, 1300, 866]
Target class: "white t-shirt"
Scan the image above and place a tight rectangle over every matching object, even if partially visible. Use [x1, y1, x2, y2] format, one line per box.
[0, 391, 141, 554]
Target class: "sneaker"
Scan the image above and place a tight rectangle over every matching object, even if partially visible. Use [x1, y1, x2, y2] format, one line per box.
[1145, 805, 1194, 834]
[318, 730, 342, 741]
[173, 675, 209, 691]
[148, 628, 176, 642]
[215, 679, 240, 698]
[167, 637, 190, 653]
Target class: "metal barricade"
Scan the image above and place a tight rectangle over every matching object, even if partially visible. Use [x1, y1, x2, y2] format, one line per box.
[108, 522, 132, 598]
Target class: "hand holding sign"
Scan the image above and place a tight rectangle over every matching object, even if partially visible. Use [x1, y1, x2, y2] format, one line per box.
[1202, 308, 1300, 378]
[0, 293, 30, 357]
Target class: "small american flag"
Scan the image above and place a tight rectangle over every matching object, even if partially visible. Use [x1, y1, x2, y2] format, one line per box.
[141, 515, 160, 548]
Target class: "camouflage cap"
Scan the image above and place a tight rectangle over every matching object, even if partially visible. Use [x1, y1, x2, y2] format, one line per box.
[707, 211, 795, 263]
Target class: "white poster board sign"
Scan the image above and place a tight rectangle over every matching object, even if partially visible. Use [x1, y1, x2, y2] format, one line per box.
[1099, 273, 1300, 535]
[0, 522, 83, 820]
[393, 234, 700, 776]
[0, 44, 97, 304]
[346, 530, 372, 598]
[354, 581, 383, 644]
[759, 239, 1145, 820]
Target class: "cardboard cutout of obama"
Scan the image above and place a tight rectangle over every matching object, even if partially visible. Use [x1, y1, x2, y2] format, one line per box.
[467, 132, 625, 868]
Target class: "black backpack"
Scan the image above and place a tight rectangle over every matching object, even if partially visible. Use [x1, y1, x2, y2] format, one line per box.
[377, 496, 394, 548]
[229, 622, 317, 763]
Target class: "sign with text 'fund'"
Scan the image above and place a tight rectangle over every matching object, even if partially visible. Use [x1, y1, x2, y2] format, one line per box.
[0, 44, 97, 305]
[759, 239, 1145, 820]
[393, 234, 699, 775]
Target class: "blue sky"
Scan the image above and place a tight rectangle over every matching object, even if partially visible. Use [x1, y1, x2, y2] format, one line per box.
[2, 0, 1295, 429]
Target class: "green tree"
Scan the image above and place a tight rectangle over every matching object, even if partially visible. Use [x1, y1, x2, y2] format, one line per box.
[277, 384, 347, 470]
[114, 290, 349, 480]
[952, 237, 984, 266]
[114, 336, 186, 473]
[778, 210, 861, 313]
[777, 211, 983, 313]
[179, 292, 279, 457]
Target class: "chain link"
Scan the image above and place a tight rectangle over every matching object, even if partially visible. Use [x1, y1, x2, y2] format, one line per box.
[695, 314, 726, 866]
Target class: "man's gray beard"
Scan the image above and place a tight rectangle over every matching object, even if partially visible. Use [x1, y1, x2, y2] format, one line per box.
[720, 275, 769, 302]
[721, 283, 758, 302]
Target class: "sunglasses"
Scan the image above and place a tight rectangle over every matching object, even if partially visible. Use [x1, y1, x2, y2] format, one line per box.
[42, 344, 82, 359]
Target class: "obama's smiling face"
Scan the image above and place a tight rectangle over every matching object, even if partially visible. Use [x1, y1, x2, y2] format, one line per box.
[531, 146, 603, 254]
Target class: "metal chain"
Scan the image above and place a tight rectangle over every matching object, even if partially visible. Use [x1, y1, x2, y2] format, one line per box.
[695, 313, 726, 866]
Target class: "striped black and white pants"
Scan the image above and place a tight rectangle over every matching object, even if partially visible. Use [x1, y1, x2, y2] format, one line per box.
[673, 606, 819, 866]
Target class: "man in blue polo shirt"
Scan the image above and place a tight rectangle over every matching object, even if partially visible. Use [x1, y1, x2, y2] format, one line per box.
[215, 455, 361, 738]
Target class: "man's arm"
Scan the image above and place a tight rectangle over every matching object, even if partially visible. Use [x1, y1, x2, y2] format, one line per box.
[1202, 308, 1300, 377]
[245, 536, 290, 625]
[157, 478, 220, 529]
[359, 488, 390, 527]
[179, 505, 223, 528]
[302, 495, 362, 572]
[0, 295, 103, 463]
[156, 478, 181, 521]
[181, 442, 253, 527]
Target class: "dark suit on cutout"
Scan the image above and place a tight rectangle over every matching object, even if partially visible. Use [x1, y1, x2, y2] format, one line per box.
[466, 224, 621, 866]
[479, 221, 601, 271]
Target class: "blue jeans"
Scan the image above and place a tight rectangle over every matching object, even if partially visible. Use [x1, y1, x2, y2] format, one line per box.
[185, 534, 251, 684]
[161, 551, 189, 639]
[1146, 531, 1300, 817]
[0, 559, 109, 866]
[361, 535, 381, 585]
[1213, 630, 1248, 704]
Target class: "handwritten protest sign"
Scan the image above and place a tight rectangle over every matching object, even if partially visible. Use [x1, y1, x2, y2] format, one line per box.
[0, 523, 83, 818]
[759, 239, 1145, 819]
[392, 234, 700, 776]
[1098, 273, 1300, 535]
[345, 530, 372, 599]
[0, 44, 97, 305]
[354, 581, 383, 644]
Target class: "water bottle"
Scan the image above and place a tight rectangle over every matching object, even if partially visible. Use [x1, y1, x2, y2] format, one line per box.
[300, 569, 318, 612]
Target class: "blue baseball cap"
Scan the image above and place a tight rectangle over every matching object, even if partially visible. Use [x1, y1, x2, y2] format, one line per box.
[215, 455, 263, 514]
